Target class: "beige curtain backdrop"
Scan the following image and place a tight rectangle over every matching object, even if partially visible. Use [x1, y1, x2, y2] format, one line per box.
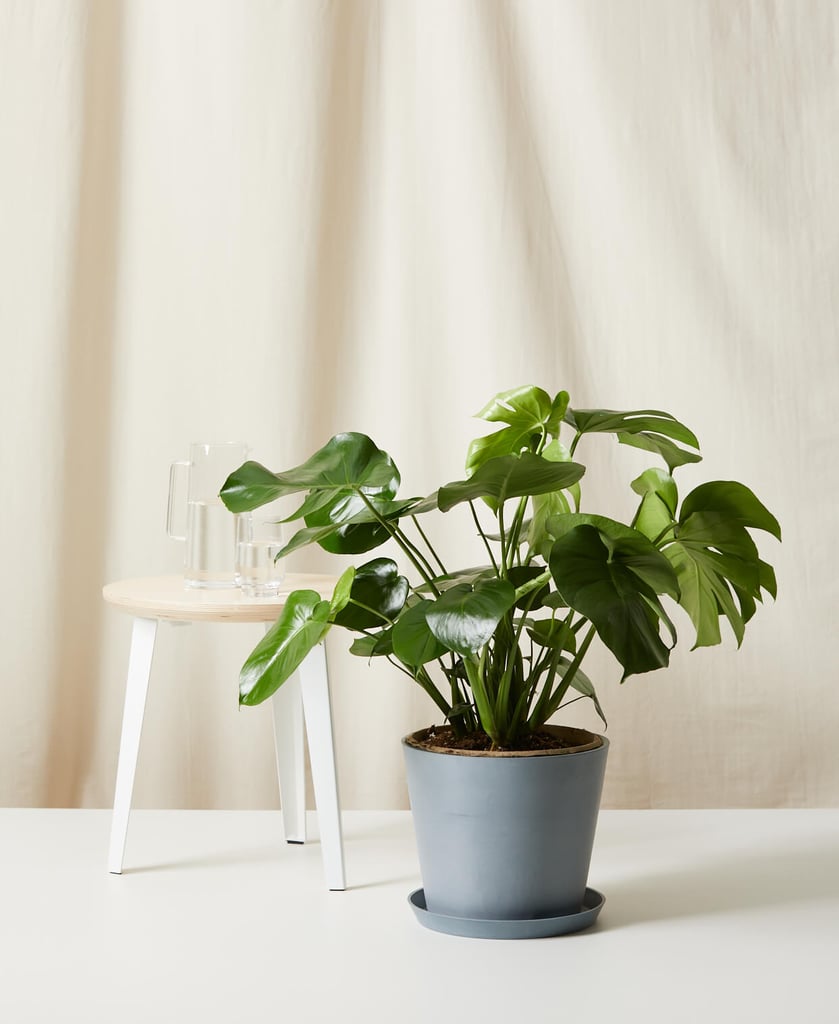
[1, 0, 836, 811]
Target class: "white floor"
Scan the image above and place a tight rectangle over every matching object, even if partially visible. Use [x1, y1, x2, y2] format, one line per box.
[1, 809, 837, 1023]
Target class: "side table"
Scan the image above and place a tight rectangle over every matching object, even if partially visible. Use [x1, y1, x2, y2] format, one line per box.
[103, 574, 346, 889]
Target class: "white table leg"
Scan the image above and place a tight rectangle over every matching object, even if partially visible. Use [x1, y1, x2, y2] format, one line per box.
[298, 642, 346, 890]
[108, 616, 158, 874]
[271, 672, 307, 844]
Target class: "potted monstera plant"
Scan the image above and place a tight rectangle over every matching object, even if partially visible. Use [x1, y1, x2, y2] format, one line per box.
[220, 386, 779, 939]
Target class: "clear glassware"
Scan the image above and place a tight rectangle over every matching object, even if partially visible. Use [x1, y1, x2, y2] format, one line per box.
[234, 508, 286, 596]
[167, 441, 249, 588]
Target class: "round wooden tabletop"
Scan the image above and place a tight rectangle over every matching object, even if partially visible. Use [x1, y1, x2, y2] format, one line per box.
[102, 574, 339, 624]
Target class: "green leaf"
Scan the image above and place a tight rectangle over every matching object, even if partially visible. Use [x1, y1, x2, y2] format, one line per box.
[439, 453, 585, 513]
[547, 513, 680, 599]
[349, 635, 376, 657]
[349, 628, 394, 658]
[276, 498, 413, 559]
[662, 481, 779, 648]
[632, 467, 677, 510]
[541, 437, 581, 508]
[507, 565, 549, 609]
[618, 431, 703, 472]
[549, 525, 676, 678]
[332, 558, 409, 630]
[304, 493, 418, 555]
[526, 437, 581, 552]
[525, 617, 576, 652]
[665, 544, 729, 647]
[476, 385, 554, 426]
[556, 657, 607, 728]
[220, 433, 400, 514]
[219, 461, 287, 513]
[680, 481, 781, 541]
[564, 407, 701, 473]
[466, 425, 539, 476]
[239, 591, 331, 705]
[392, 601, 448, 665]
[415, 566, 496, 595]
[426, 580, 517, 656]
[546, 390, 570, 435]
[466, 387, 572, 476]
[329, 567, 355, 618]
[528, 490, 571, 555]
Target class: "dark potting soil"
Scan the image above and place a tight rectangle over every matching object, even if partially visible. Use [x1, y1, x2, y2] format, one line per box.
[417, 725, 579, 753]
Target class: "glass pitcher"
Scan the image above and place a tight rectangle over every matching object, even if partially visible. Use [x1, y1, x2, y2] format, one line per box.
[167, 441, 249, 588]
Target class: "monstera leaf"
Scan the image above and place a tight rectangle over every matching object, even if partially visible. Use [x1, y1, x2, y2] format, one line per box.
[438, 453, 585, 513]
[466, 387, 569, 474]
[425, 579, 517, 656]
[304, 493, 418, 555]
[663, 481, 780, 648]
[220, 433, 400, 513]
[549, 523, 679, 679]
[392, 601, 448, 666]
[631, 467, 678, 542]
[239, 590, 332, 705]
[332, 558, 409, 630]
[564, 407, 701, 472]
[276, 498, 415, 559]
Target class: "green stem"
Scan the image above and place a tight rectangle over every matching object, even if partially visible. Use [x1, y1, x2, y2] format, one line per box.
[387, 656, 451, 718]
[506, 496, 529, 566]
[498, 504, 508, 575]
[393, 523, 438, 580]
[512, 569, 551, 604]
[568, 431, 582, 458]
[346, 600, 394, 627]
[357, 491, 440, 595]
[469, 501, 499, 573]
[410, 515, 448, 575]
[651, 523, 677, 547]
[539, 624, 596, 724]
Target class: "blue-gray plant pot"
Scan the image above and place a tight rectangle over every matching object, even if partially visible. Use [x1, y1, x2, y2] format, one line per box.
[403, 725, 608, 923]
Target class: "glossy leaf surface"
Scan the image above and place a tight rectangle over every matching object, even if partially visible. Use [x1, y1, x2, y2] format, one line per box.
[239, 591, 331, 705]
[392, 601, 448, 665]
[550, 525, 676, 678]
[332, 558, 409, 630]
[426, 580, 517, 656]
[220, 433, 400, 514]
[438, 453, 585, 513]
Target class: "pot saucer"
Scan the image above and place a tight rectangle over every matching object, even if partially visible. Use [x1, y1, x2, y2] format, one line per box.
[408, 887, 605, 940]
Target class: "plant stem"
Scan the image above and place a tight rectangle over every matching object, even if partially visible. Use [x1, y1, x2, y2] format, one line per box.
[506, 496, 529, 566]
[346, 600, 394, 626]
[469, 501, 499, 573]
[410, 515, 448, 575]
[387, 656, 451, 718]
[539, 624, 596, 723]
[651, 523, 676, 547]
[356, 491, 440, 595]
[512, 569, 551, 604]
[498, 504, 508, 575]
[393, 523, 438, 580]
[569, 431, 582, 458]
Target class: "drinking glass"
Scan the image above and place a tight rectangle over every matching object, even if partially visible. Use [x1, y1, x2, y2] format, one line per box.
[235, 509, 286, 596]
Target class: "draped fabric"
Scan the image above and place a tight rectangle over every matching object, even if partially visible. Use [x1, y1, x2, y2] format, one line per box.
[2, 0, 836, 810]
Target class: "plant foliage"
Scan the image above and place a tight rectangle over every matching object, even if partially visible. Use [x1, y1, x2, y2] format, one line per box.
[221, 385, 780, 748]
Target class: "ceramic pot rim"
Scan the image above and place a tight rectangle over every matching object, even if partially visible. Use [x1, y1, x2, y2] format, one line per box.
[402, 723, 605, 758]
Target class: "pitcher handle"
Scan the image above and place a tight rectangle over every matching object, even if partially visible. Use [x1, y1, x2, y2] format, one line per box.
[166, 460, 189, 541]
